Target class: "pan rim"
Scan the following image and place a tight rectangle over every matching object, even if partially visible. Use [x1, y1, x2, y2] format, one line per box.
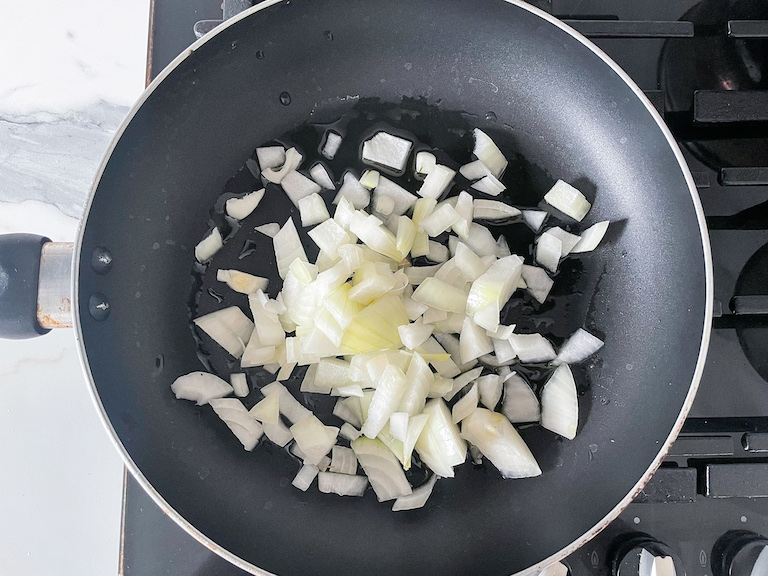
[73, 1, 714, 575]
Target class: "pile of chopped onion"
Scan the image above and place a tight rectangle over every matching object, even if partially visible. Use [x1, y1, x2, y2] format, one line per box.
[182, 126, 610, 511]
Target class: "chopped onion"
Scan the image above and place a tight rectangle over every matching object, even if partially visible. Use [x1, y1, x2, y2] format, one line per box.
[492, 337, 517, 364]
[352, 437, 411, 501]
[452, 383, 479, 423]
[392, 474, 438, 511]
[494, 235, 511, 258]
[471, 174, 506, 196]
[450, 191, 473, 239]
[340, 423, 362, 441]
[307, 218, 351, 260]
[362, 132, 413, 173]
[461, 408, 541, 478]
[331, 445, 358, 475]
[459, 159, 489, 180]
[443, 366, 483, 401]
[476, 374, 502, 409]
[404, 264, 442, 286]
[374, 177, 417, 215]
[193, 306, 254, 359]
[333, 173, 371, 209]
[473, 199, 521, 220]
[434, 257, 467, 289]
[412, 277, 468, 313]
[398, 352, 433, 416]
[473, 129, 508, 178]
[340, 295, 408, 354]
[544, 227, 581, 256]
[417, 165, 456, 199]
[230, 373, 249, 397]
[194, 227, 223, 263]
[309, 163, 335, 190]
[389, 412, 409, 442]
[455, 242, 490, 282]
[171, 372, 233, 405]
[255, 222, 280, 237]
[216, 269, 269, 294]
[414, 399, 467, 478]
[321, 132, 342, 160]
[397, 320, 434, 350]
[431, 312, 469, 335]
[522, 209, 548, 232]
[248, 391, 280, 424]
[348, 212, 400, 261]
[249, 292, 285, 346]
[261, 381, 312, 423]
[428, 375, 454, 398]
[415, 151, 436, 177]
[263, 147, 302, 183]
[333, 397, 363, 428]
[554, 328, 604, 365]
[508, 333, 557, 363]
[541, 364, 578, 439]
[290, 415, 339, 465]
[360, 169, 380, 190]
[463, 223, 497, 257]
[427, 241, 450, 263]
[209, 398, 264, 451]
[263, 419, 294, 447]
[361, 364, 408, 438]
[277, 362, 296, 381]
[318, 472, 368, 496]
[292, 464, 319, 491]
[335, 384, 363, 397]
[297, 193, 330, 227]
[226, 188, 265, 220]
[273, 218, 308, 279]
[466, 255, 523, 318]
[535, 232, 563, 273]
[571, 220, 609, 253]
[544, 179, 591, 222]
[256, 146, 285, 170]
[502, 373, 540, 423]
[433, 333, 476, 373]
[460, 317, 494, 364]
[420, 203, 460, 237]
[521, 265, 553, 304]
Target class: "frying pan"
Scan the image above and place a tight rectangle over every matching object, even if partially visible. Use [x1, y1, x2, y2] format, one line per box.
[0, 0, 712, 574]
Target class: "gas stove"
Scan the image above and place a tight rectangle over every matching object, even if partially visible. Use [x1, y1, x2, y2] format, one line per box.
[122, 1, 768, 574]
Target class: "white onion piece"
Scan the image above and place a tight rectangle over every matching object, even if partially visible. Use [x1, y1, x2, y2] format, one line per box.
[297, 193, 330, 227]
[428, 375, 454, 398]
[263, 147, 302, 183]
[292, 464, 319, 492]
[309, 163, 335, 190]
[473, 129, 508, 178]
[544, 227, 581, 256]
[522, 209, 548, 232]
[502, 373, 540, 423]
[331, 445, 358, 475]
[248, 391, 280, 424]
[415, 151, 436, 177]
[463, 223, 497, 257]
[193, 306, 254, 359]
[397, 320, 434, 350]
[521, 265, 554, 304]
[359, 169, 380, 190]
[476, 374, 502, 409]
[374, 177, 418, 215]
[194, 227, 223, 263]
[541, 364, 578, 439]
[321, 131, 342, 160]
[335, 384, 364, 398]
[261, 381, 312, 424]
[249, 292, 285, 347]
[492, 338, 517, 365]
[403, 297, 429, 321]
[434, 257, 467, 289]
[362, 365, 408, 439]
[459, 159, 489, 180]
[419, 340, 461, 380]
[290, 415, 339, 465]
[486, 323, 515, 340]
[473, 199, 522, 220]
[216, 269, 268, 294]
[253, 223, 280, 239]
[389, 412, 409, 442]
[412, 277, 468, 313]
[414, 399, 467, 478]
[256, 146, 285, 170]
[209, 398, 263, 451]
[171, 372, 233, 405]
[571, 220, 609, 253]
[273, 218, 308, 279]
[455, 242, 490, 282]
[508, 333, 557, 363]
[443, 366, 483, 402]
[431, 313, 466, 335]
[471, 174, 506, 196]
[318, 472, 368, 496]
[544, 179, 591, 221]
[460, 317, 494, 364]
[426, 240, 450, 263]
[226, 188, 265, 220]
[263, 363, 281, 375]
[420, 204, 461, 237]
[434, 333, 477, 373]
[417, 165, 456, 199]
[340, 423, 361, 442]
[494, 235, 511, 259]
[276, 361, 296, 381]
[307, 219, 351, 260]
[392, 474, 438, 511]
[362, 132, 413, 173]
[230, 373, 249, 397]
[554, 328, 604, 365]
[461, 408, 541, 478]
[333, 397, 363, 428]
[452, 383, 479, 423]
[348, 212, 400, 261]
[398, 352, 433, 416]
[352, 437, 411, 501]
[333, 173, 371, 209]
[466, 255, 523, 318]
[262, 419, 293, 447]
[535, 232, 563, 273]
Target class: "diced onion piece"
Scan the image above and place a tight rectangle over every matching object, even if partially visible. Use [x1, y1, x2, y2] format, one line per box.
[459, 159, 489, 180]
[360, 169, 380, 190]
[255, 222, 281, 238]
[209, 398, 264, 451]
[193, 306, 254, 359]
[306, 219, 351, 260]
[571, 220, 609, 253]
[248, 391, 280, 424]
[256, 146, 286, 170]
[340, 423, 362, 441]
[431, 312, 467, 335]
[473, 129, 508, 178]
[194, 228, 223, 263]
[230, 373, 249, 397]
[452, 383, 479, 423]
[389, 412, 409, 442]
[226, 189, 265, 220]
[349, 213, 400, 261]
[263, 147, 302, 183]
[397, 320, 434, 351]
[415, 151, 436, 177]
[352, 437, 411, 501]
[473, 199, 521, 220]
[340, 295, 408, 354]
[374, 177, 417, 215]
[420, 204, 460, 237]
[460, 317, 494, 364]
[404, 264, 442, 286]
[554, 328, 604, 365]
[309, 163, 335, 190]
[494, 235, 511, 259]
[544, 227, 581, 256]
[521, 265, 554, 304]
[216, 269, 269, 294]
[433, 333, 476, 373]
[414, 399, 467, 478]
[522, 209, 548, 232]
[466, 255, 523, 318]
[486, 323, 515, 340]
[262, 419, 293, 446]
[426, 241, 450, 263]
[273, 218, 308, 279]
[333, 173, 371, 209]
[171, 372, 233, 405]
[333, 397, 363, 428]
[412, 277, 468, 313]
[395, 216, 416, 259]
[461, 408, 541, 478]
[476, 374, 502, 409]
[502, 373, 540, 423]
[417, 165, 456, 199]
[290, 415, 339, 465]
[361, 365, 408, 438]
[249, 291, 285, 346]
[318, 472, 368, 496]
[331, 445, 358, 475]
[362, 132, 413, 173]
[455, 242, 490, 282]
[428, 375, 453, 398]
[433, 257, 465, 288]
[471, 174, 505, 196]
[508, 333, 557, 363]
[443, 366, 483, 402]
[419, 337, 461, 378]
[322, 132, 342, 160]
[544, 179, 591, 221]
[402, 415, 430, 467]
[449, 191, 472, 240]
[297, 193, 330, 227]
[398, 352, 433, 416]
[334, 384, 363, 398]
[463, 223, 497, 257]
[261, 381, 312, 423]
[277, 361, 296, 381]
[535, 232, 563, 273]
[392, 474, 438, 511]
[492, 336, 517, 365]
[292, 464, 319, 491]
[541, 364, 578, 439]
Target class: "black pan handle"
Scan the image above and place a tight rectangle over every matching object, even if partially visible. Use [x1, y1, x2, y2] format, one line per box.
[0, 234, 52, 339]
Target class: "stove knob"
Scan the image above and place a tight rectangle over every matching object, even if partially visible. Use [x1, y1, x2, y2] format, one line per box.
[611, 533, 681, 576]
[712, 531, 768, 576]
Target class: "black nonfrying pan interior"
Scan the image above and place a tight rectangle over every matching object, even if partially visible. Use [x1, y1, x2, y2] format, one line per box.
[75, 1, 709, 575]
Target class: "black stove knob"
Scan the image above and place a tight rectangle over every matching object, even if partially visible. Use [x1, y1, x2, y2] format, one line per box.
[712, 531, 768, 576]
[611, 533, 681, 576]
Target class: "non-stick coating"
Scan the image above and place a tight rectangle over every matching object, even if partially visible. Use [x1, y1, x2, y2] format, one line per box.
[76, 1, 708, 575]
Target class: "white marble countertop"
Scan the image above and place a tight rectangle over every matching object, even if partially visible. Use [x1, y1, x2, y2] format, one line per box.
[0, 2, 150, 574]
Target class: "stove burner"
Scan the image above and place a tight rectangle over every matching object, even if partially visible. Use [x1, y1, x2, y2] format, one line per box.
[659, 0, 768, 169]
[733, 242, 768, 382]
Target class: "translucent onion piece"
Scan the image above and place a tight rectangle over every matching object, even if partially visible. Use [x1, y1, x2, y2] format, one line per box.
[230, 373, 249, 398]
[361, 365, 408, 439]
[335, 384, 364, 397]
[362, 132, 413, 173]
[276, 361, 296, 381]
[433, 257, 466, 289]
[194, 227, 223, 263]
[419, 339, 461, 380]
[535, 232, 563, 273]
[273, 218, 309, 279]
[262, 419, 293, 447]
[521, 265, 554, 304]
[508, 333, 557, 363]
[427, 240, 450, 263]
[404, 264, 442, 286]
[477, 374, 502, 409]
[400, 413, 429, 469]
[340, 423, 362, 441]
[248, 392, 280, 424]
[412, 277, 468, 313]
[415, 151, 436, 178]
[321, 131, 342, 160]
[398, 352, 433, 415]
[216, 269, 269, 295]
[463, 223, 498, 257]
[417, 165, 456, 199]
[443, 366, 483, 401]
[397, 320, 434, 350]
[544, 227, 581, 256]
[209, 398, 264, 451]
[256, 146, 285, 170]
[333, 172, 371, 209]
[261, 381, 312, 424]
[309, 163, 335, 190]
[307, 218, 351, 260]
[348, 213, 400, 261]
[389, 412, 409, 442]
[465, 255, 523, 318]
[502, 373, 541, 423]
[460, 317, 494, 364]
[473, 199, 522, 220]
[451, 191, 473, 239]
[494, 235, 511, 259]
[263, 147, 302, 183]
[193, 306, 254, 359]
[473, 129, 508, 178]
[541, 364, 578, 439]
[290, 415, 339, 466]
[395, 216, 416, 259]
[171, 372, 233, 405]
[255, 223, 281, 238]
[331, 445, 358, 475]
[461, 408, 541, 478]
[333, 397, 363, 428]
[492, 337, 517, 365]
[392, 473, 438, 511]
[414, 399, 467, 478]
[351, 437, 411, 501]
[375, 177, 418, 215]
[571, 220, 610, 253]
[452, 383, 479, 423]
[249, 292, 285, 347]
[360, 169, 380, 190]
[420, 204, 461, 237]
[340, 295, 408, 354]
[459, 159, 489, 180]
[455, 242, 490, 282]
[544, 179, 591, 221]
[226, 189, 265, 220]
[554, 328, 604, 365]
[292, 464, 319, 492]
[318, 472, 368, 496]
[431, 312, 466, 335]
[298, 192, 331, 227]
[428, 375, 453, 398]
[522, 209, 548, 232]
[471, 174, 505, 196]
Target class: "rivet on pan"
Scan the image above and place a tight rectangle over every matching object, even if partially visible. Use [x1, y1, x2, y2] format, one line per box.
[90, 247, 113, 275]
[323, 30, 333, 41]
[255, 50, 265, 60]
[88, 293, 111, 321]
[279, 92, 292, 106]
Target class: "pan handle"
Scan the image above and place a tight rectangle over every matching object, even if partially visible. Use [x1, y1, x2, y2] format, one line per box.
[0, 234, 73, 339]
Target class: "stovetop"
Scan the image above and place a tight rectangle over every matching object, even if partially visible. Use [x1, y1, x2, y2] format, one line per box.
[122, 1, 768, 574]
